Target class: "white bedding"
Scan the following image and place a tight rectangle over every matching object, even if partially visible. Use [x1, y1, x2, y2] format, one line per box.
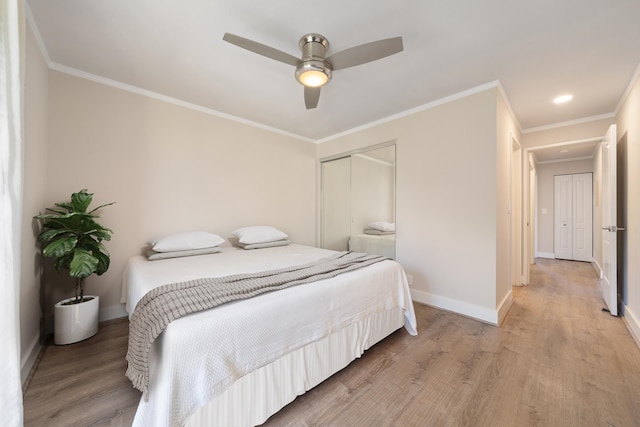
[122, 243, 417, 427]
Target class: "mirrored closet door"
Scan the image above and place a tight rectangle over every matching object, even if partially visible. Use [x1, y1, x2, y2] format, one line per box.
[320, 144, 396, 258]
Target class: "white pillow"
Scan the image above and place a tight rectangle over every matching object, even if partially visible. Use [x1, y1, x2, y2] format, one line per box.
[151, 231, 225, 252]
[231, 226, 288, 245]
[367, 221, 395, 232]
[236, 239, 290, 250]
[145, 247, 222, 260]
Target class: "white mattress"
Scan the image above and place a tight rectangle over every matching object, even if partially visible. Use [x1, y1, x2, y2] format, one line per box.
[121, 244, 417, 427]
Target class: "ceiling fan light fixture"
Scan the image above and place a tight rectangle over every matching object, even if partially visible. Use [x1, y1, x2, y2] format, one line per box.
[296, 60, 331, 87]
[223, 32, 403, 108]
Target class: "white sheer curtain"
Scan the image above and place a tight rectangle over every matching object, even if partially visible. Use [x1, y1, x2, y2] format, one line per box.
[0, 0, 24, 425]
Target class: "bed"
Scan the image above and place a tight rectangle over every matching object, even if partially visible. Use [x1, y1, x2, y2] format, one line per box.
[122, 242, 417, 427]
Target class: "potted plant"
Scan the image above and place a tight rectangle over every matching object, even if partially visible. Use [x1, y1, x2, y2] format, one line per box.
[35, 189, 115, 345]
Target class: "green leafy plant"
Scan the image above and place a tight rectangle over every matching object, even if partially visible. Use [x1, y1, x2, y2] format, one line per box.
[34, 189, 115, 304]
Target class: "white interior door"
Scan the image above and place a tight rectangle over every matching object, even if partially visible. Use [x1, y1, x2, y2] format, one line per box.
[553, 173, 593, 261]
[572, 173, 593, 261]
[554, 175, 573, 259]
[601, 124, 618, 316]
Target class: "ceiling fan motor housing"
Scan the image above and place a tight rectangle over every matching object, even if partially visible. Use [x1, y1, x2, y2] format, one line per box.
[295, 33, 332, 86]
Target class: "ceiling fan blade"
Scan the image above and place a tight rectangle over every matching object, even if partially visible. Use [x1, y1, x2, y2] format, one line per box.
[304, 86, 321, 109]
[327, 37, 403, 71]
[223, 33, 300, 66]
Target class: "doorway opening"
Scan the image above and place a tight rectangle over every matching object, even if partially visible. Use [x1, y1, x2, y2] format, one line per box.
[521, 137, 602, 285]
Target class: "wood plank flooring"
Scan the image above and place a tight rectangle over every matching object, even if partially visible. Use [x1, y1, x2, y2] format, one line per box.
[23, 259, 640, 426]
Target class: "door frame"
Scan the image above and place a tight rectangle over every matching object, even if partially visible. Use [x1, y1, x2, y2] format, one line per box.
[510, 134, 522, 286]
[317, 140, 397, 248]
[521, 136, 602, 285]
[600, 124, 618, 316]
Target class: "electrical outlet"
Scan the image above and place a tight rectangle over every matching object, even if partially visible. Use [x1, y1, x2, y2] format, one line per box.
[406, 274, 413, 286]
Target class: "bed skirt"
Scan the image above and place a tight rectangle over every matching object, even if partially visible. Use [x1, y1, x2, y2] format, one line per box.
[185, 306, 404, 427]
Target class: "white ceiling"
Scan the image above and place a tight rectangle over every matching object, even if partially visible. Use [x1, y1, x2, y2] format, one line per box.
[530, 140, 600, 164]
[26, 1, 640, 145]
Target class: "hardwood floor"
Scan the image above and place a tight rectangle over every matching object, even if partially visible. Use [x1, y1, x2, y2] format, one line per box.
[23, 259, 640, 426]
[22, 318, 140, 427]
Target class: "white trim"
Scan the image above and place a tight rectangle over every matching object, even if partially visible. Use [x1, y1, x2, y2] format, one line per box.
[352, 152, 394, 167]
[24, 3, 52, 66]
[527, 137, 603, 151]
[497, 82, 523, 131]
[536, 252, 556, 259]
[591, 258, 603, 279]
[99, 304, 128, 322]
[536, 155, 596, 165]
[20, 335, 42, 385]
[46, 65, 505, 146]
[526, 137, 604, 166]
[410, 289, 499, 326]
[497, 290, 514, 325]
[316, 81, 501, 144]
[615, 61, 640, 115]
[622, 303, 640, 350]
[49, 63, 316, 144]
[519, 274, 527, 286]
[522, 113, 616, 134]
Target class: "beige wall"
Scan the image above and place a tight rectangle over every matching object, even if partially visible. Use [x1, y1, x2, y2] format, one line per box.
[20, 21, 49, 379]
[534, 159, 594, 256]
[42, 72, 316, 324]
[616, 71, 640, 342]
[318, 88, 503, 323]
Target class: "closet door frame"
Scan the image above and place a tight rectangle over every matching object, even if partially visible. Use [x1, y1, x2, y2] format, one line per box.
[318, 140, 396, 253]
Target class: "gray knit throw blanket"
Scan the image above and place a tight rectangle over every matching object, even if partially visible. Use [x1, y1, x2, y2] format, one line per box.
[125, 251, 388, 396]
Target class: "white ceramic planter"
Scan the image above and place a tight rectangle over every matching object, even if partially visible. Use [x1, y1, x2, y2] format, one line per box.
[54, 295, 99, 345]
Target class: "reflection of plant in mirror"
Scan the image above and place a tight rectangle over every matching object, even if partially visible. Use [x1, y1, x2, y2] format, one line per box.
[34, 189, 115, 304]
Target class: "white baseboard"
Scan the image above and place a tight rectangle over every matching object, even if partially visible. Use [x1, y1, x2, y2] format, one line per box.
[591, 258, 603, 279]
[536, 252, 556, 259]
[99, 303, 128, 321]
[21, 333, 42, 385]
[410, 288, 499, 325]
[622, 303, 640, 350]
[497, 290, 514, 325]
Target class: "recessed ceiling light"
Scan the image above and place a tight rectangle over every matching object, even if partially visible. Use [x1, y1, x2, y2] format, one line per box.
[553, 94, 573, 104]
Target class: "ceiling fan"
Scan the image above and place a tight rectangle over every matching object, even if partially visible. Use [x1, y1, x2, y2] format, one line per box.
[223, 32, 404, 109]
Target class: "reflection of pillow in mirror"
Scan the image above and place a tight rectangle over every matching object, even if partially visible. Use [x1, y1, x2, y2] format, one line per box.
[236, 239, 290, 250]
[151, 231, 225, 252]
[367, 221, 395, 232]
[364, 229, 395, 235]
[231, 226, 288, 244]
